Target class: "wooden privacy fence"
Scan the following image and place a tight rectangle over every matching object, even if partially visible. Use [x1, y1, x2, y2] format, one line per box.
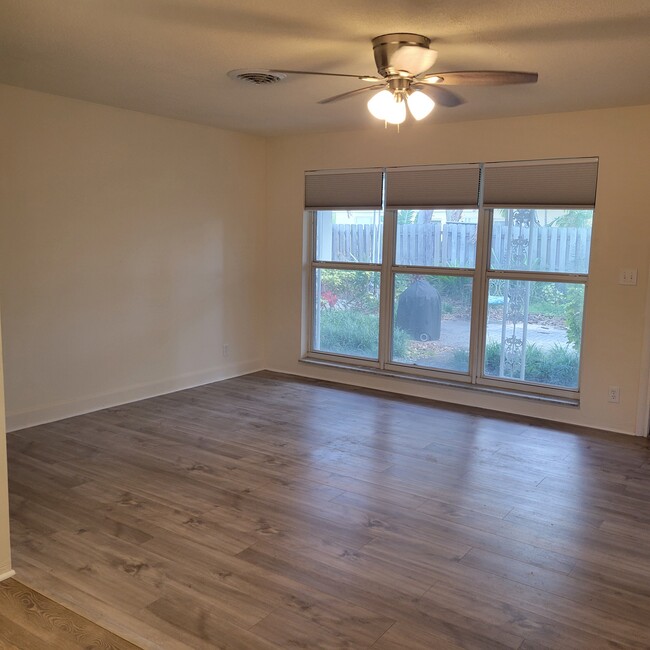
[491, 223, 591, 273]
[329, 223, 384, 264]
[331, 222, 591, 272]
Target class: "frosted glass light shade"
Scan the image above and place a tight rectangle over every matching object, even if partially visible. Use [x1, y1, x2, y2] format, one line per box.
[407, 91, 435, 120]
[384, 97, 406, 124]
[368, 90, 407, 124]
[367, 90, 394, 120]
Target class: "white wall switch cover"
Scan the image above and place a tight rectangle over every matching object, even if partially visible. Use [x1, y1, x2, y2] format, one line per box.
[619, 269, 638, 285]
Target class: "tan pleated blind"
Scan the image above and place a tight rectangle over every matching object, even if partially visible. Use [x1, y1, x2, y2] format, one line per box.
[483, 159, 598, 207]
[385, 165, 480, 209]
[305, 170, 383, 210]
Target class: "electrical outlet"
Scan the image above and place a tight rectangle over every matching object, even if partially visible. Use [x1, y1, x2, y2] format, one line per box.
[222, 343, 230, 358]
[619, 269, 637, 285]
[608, 386, 620, 403]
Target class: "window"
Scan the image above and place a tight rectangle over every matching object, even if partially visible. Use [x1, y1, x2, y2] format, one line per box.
[305, 159, 597, 399]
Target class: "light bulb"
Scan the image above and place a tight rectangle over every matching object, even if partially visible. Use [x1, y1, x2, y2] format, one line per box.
[407, 91, 435, 120]
[367, 90, 394, 120]
[384, 96, 406, 124]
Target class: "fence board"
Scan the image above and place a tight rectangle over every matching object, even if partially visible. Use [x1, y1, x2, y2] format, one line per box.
[329, 223, 590, 272]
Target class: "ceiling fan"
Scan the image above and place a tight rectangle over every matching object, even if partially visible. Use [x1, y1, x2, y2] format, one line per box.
[232, 33, 538, 125]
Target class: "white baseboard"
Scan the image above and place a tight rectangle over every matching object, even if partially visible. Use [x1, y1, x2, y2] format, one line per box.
[0, 569, 16, 582]
[6, 359, 264, 432]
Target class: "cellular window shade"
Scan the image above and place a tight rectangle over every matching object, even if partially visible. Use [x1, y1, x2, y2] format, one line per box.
[305, 170, 383, 210]
[385, 165, 480, 208]
[483, 160, 598, 207]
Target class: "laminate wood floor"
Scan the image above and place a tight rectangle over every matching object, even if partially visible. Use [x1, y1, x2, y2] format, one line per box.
[6, 371, 650, 649]
[0, 578, 139, 649]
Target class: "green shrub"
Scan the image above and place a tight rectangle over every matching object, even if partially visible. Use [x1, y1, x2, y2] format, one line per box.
[450, 348, 470, 372]
[523, 343, 549, 383]
[564, 285, 584, 350]
[533, 344, 580, 387]
[319, 310, 408, 359]
[484, 340, 502, 375]
[432, 275, 469, 303]
[483, 341, 579, 388]
[392, 327, 409, 358]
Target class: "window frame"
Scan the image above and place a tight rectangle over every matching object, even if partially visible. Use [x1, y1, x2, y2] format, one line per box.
[475, 207, 589, 397]
[304, 159, 596, 400]
[308, 209, 384, 368]
[383, 210, 478, 383]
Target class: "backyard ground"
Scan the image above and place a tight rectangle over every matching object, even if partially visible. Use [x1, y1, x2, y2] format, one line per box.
[401, 318, 570, 370]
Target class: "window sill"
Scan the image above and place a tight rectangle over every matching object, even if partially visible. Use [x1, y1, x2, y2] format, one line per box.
[299, 357, 580, 407]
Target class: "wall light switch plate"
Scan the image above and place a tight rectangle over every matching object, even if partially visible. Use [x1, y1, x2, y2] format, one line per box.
[619, 269, 638, 285]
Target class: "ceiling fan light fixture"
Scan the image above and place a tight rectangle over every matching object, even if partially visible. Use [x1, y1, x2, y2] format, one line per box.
[248, 33, 537, 123]
[367, 90, 407, 124]
[407, 90, 435, 120]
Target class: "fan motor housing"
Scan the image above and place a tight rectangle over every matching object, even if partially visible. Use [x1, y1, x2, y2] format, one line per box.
[372, 33, 431, 77]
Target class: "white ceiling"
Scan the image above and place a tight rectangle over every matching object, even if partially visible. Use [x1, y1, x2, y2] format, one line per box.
[1, 0, 649, 136]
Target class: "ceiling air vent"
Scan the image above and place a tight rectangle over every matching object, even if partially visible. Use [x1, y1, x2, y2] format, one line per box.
[227, 69, 287, 85]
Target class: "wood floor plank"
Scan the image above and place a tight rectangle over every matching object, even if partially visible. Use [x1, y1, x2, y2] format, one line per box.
[371, 621, 468, 650]
[143, 591, 280, 650]
[0, 578, 139, 650]
[236, 541, 524, 648]
[249, 606, 389, 649]
[11, 561, 192, 650]
[459, 547, 650, 636]
[420, 572, 649, 650]
[139, 529, 396, 638]
[0, 613, 50, 650]
[7, 370, 650, 649]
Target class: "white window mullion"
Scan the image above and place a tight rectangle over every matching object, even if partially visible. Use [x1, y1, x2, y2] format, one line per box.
[378, 209, 396, 369]
[486, 270, 588, 284]
[312, 261, 383, 273]
[391, 265, 473, 276]
[470, 207, 491, 384]
[472, 166, 489, 385]
[308, 212, 318, 353]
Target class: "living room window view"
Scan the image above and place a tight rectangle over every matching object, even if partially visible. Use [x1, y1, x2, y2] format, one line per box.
[306, 159, 597, 399]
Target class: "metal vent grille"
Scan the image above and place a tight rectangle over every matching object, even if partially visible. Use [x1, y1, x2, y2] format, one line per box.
[227, 69, 287, 85]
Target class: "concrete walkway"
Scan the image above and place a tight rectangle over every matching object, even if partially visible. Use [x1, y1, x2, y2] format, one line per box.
[436, 319, 570, 350]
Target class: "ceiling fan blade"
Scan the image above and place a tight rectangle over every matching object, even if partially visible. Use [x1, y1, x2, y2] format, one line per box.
[270, 69, 382, 82]
[390, 46, 438, 76]
[412, 83, 465, 107]
[421, 71, 538, 86]
[318, 85, 383, 105]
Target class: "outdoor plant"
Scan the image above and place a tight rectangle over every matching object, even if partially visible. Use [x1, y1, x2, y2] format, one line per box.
[538, 344, 580, 386]
[564, 285, 584, 350]
[451, 348, 470, 372]
[321, 290, 338, 308]
[319, 309, 408, 358]
[484, 340, 579, 388]
[320, 269, 379, 311]
[484, 340, 502, 375]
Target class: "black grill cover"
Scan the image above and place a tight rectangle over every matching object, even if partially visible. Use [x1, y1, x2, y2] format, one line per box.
[395, 278, 441, 341]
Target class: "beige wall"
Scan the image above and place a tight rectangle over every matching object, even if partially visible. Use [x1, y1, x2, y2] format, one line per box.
[266, 105, 650, 435]
[0, 313, 13, 580]
[0, 84, 267, 429]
